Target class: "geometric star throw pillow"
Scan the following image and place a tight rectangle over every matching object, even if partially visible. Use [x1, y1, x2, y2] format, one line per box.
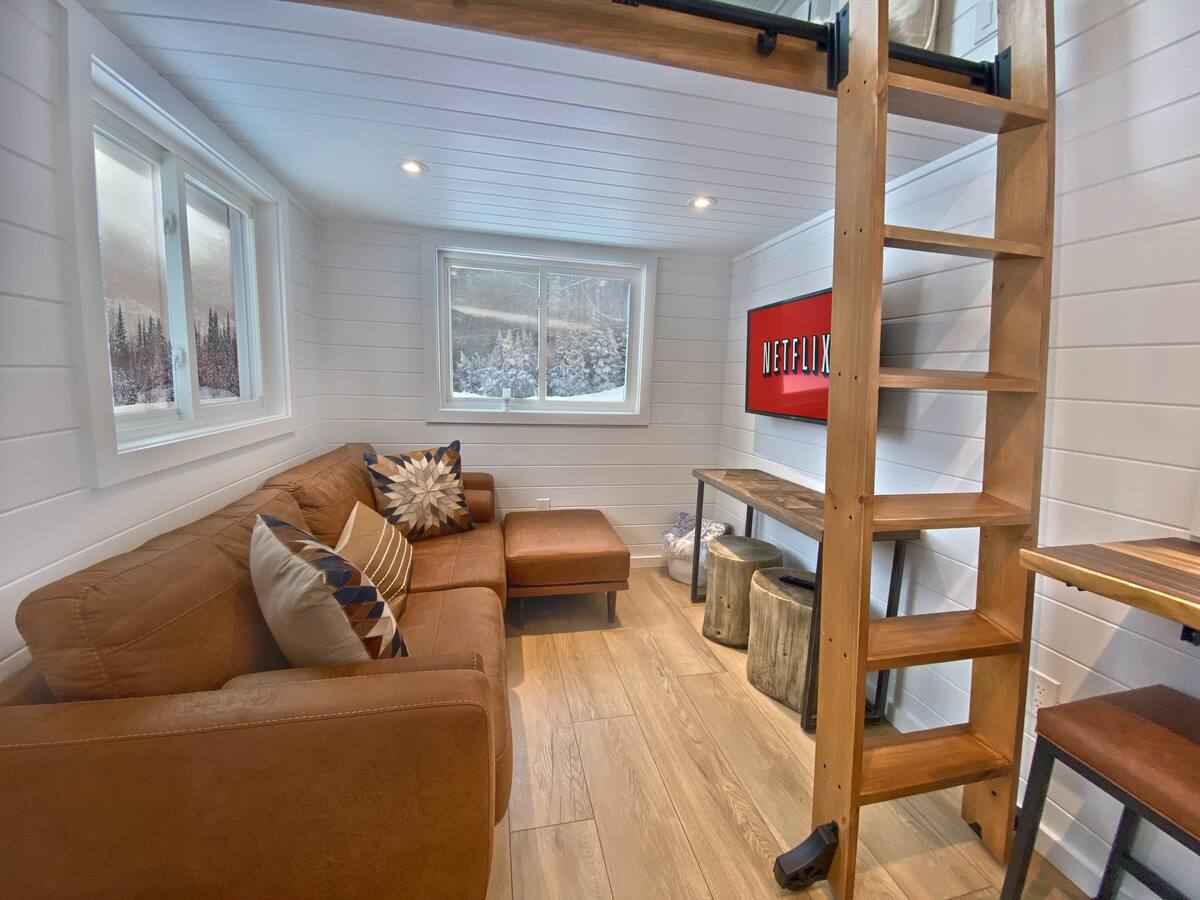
[249, 514, 408, 667]
[362, 441, 475, 541]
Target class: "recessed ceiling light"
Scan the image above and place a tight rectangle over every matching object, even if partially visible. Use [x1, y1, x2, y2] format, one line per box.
[687, 195, 717, 210]
[397, 159, 429, 176]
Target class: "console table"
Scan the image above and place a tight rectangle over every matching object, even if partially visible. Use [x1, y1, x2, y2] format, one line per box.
[691, 468, 921, 731]
[1020, 538, 1200, 641]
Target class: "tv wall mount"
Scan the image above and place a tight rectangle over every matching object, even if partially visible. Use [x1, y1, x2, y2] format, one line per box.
[613, 0, 1013, 97]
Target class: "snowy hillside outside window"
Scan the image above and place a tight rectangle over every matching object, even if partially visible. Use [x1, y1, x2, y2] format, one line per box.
[440, 250, 642, 417]
[92, 99, 261, 446]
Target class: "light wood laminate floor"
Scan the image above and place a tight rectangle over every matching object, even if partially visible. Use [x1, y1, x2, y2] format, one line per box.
[489, 568, 1084, 900]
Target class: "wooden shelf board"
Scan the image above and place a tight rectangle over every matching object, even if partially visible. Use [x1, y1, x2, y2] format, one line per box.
[859, 725, 1012, 806]
[866, 610, 1022, 671]
[878, 368, 1040, 392]
[694, 468, 923, 543]
[1021, 538, 1200, 630]
[873, 492, 1031, 532]
[888, 72, 1049, 133]
[883, 224, 1044, 260]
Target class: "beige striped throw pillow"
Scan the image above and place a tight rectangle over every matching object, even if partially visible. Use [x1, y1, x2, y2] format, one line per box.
[334, 501, 413, 617]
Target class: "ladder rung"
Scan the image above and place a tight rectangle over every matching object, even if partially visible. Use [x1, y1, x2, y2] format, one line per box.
[888, 72, 1049, 133]
[878, 368, 1040, 393]
[873, 492, 1031, 531]
[866, 610, 1022, 671]
[860, 725, 1012, 805]
[884, 225, 1044, 259]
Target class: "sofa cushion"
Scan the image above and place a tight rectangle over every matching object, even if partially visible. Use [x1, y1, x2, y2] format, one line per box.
[250, 515, 407, 667]
[335, 501, 413, 617]
[363, 442, 475, 541]
[260, 443, 375, 547]
[409, 520, 507, 605]
[16, 490, 303, 701]
[399, 587, 511, 819]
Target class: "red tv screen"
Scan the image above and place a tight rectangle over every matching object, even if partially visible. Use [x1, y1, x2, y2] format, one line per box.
[745, 289, 832, 423]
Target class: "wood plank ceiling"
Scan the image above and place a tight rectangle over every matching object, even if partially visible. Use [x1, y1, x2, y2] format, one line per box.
[83, 0, 977, 254]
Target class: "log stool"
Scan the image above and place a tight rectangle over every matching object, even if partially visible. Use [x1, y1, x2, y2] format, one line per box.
[1002, 685, 1200, 900]
[746, 567, 814, 713]
[702, 536, 781, 648]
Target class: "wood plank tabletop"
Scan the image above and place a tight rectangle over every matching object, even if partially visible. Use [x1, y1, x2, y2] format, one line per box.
[1020, 538, 1200, 630]
[692, 468, 920, 543]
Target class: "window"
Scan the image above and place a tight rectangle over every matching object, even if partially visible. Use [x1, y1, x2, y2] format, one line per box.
[433, 248, 650, 422]
[93, 102, 260, 445]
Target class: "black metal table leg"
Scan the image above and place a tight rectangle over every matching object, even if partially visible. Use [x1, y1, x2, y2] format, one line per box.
[867, 540, 907, 724]
[745, 504, 755, 537]
[690, 480, 705, 603]
[800, 542, 823, 733]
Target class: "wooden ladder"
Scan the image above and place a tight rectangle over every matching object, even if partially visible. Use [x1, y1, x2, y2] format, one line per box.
[809, 0, 1055, 896]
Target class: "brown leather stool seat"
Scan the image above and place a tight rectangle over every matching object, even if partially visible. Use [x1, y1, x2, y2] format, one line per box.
[1038, 685, 1200, 839]
[503, 509, 631, 627]
[1002, 685, 1200, 900]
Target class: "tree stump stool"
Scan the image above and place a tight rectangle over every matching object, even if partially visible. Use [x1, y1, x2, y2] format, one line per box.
[746, 567, 815, 713]
[702, 536, 781, 648]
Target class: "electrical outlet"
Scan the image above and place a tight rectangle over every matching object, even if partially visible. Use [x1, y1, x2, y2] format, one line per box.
[975, 0, 997, 42]
[536, 498, 551, 511]
[1029, 670, 1060, 714]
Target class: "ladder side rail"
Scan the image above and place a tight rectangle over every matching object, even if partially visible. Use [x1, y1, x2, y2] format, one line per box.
[810, 1, 891, 896]
[962, 0, 1057, 862]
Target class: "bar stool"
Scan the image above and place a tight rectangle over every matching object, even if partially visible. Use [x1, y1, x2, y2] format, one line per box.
[1001, 685, 1199, 900]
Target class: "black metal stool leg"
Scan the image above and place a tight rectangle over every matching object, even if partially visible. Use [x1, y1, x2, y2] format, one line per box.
[1096, 807, 1138, 900]
[1001, 737, 1056, 900]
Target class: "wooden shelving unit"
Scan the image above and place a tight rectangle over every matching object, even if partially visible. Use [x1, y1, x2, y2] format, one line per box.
[810, 1, 1056, 894]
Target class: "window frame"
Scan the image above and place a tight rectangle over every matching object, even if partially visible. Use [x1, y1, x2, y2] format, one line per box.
[68, 9, 294, 488]
[423, 233, 657, 426]
[92, 100, 266, 448]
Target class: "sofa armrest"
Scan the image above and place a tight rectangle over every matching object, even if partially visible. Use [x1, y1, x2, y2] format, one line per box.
[462, 471, 495, 523]
[0, 666, 494, 899]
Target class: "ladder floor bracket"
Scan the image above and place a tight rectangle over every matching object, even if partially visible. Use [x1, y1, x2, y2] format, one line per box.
[774, 821, 839, 891]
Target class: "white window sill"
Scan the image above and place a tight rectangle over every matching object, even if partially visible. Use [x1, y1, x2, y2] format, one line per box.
[426, 406, 649, 427]
[95, 412, 294, 488]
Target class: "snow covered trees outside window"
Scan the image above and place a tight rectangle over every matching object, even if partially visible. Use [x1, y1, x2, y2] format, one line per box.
[447, 260, 632, 405]
[545, 318, 627, 400]
[105, 305, 240, 407]
[454, 328, 538, 399]
[107, 304, 174, 407]
[195, 308, 240, 401]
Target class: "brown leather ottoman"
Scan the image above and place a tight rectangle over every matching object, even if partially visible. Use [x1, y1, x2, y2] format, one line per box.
[503, 509, 630, 628]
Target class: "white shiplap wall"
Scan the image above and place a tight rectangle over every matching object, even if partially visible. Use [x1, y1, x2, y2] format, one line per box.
[722, 0, 1200, 894]
[302, 221, 727, 560]
[0, 0, 333, 678]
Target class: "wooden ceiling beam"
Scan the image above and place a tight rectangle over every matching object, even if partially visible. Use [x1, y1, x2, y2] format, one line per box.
[287, 0, 838, 94]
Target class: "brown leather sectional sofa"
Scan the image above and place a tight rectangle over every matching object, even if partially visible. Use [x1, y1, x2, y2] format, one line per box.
[0, 443, 510, 900]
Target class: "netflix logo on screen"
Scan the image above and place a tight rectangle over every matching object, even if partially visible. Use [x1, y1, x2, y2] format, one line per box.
[744, 289, 832, 423]
[761, 333, 830, 378]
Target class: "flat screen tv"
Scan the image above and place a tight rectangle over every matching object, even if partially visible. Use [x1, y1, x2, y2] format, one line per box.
[745, 288, 832, 424]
